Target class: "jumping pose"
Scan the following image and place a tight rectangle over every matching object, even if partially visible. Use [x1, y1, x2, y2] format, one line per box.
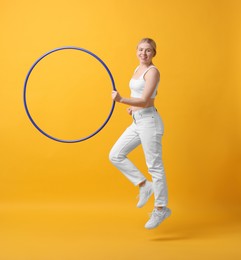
[109, 38, 171, 229]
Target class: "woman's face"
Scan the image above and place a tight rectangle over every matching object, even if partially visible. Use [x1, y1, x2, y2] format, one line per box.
[136, 42, 155, 65]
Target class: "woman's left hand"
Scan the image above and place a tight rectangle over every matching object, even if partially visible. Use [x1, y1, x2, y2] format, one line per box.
[111, 91, 122, 102]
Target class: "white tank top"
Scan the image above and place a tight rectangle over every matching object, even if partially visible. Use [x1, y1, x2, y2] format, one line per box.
[129, 66, 159, 98]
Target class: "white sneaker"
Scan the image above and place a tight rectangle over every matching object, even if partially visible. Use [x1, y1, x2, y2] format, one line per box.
[136, 181, 153, 208]
[145, 207, 171, 229]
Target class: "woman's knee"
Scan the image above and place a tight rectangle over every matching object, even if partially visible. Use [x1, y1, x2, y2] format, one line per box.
[109, 150, 115, 163]
[109, 149, 120, 163]
[109, 148, 125, 164]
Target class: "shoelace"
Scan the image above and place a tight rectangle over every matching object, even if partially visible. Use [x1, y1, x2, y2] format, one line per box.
[148, 209, 165, 219]
[136, 187, 148, 199]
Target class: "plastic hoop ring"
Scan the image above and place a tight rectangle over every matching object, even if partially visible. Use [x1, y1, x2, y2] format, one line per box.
[23, 46, 116, 143]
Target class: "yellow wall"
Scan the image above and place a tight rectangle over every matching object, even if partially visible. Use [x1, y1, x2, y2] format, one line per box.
[1, 0, 241, 210]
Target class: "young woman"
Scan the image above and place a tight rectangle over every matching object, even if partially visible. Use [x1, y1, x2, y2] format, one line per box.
[109, 38, 171, 229]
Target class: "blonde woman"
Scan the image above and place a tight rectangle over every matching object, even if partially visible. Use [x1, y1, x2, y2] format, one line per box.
[110, 38, 171, 229]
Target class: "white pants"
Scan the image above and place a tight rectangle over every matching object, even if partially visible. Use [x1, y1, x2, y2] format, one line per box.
[109, 107, 168, 207]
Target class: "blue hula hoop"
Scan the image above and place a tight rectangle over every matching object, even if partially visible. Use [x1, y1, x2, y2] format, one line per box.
[23, 46, 116, 143]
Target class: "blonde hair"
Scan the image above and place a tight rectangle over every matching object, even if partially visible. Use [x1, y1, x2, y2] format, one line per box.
[137, 38, 157, 56]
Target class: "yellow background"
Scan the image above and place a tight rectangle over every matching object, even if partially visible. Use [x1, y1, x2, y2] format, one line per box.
[1, 0, 241, 259]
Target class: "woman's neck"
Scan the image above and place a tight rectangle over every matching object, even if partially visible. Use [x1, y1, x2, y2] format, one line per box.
[139, 62, 153, 68]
